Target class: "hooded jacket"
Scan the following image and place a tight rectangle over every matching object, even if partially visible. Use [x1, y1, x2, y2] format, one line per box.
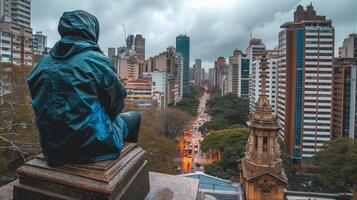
[27, 10, 128, 166]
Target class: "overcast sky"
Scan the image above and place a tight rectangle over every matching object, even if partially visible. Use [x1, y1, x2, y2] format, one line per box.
[32, 0, 357, 69]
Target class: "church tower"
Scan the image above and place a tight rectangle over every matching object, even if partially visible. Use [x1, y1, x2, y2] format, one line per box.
[239, 52, 288, 200]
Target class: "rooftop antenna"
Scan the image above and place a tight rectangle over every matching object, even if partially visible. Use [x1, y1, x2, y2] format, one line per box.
[250, 31, 252, 40]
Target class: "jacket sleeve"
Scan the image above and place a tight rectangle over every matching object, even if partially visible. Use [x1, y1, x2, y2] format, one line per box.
[96, 56, 127, 119]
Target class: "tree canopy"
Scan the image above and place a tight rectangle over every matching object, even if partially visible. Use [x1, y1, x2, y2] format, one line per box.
[175, 85, 203, 116]
[201, 127, 249, 180]
[199, 93, 249, 135]
[305, 138, 357, 193]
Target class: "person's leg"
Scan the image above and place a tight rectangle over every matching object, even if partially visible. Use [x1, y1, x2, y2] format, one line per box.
[119, 111, 141, 143]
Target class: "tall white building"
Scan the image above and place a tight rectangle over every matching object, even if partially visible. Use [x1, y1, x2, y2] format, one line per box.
[277, 4, 334, 163]
[144, 71, 168, 108]
[246, 38, 265, 73]
[33, 31, 47, 53]
[227, 49, 250, 98]
[249, 49, 278, 115]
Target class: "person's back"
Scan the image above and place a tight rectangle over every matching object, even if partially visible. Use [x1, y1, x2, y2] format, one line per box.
[27, 10, 140, 166]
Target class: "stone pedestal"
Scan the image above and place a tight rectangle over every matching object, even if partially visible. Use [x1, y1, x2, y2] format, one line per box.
[12, 143, 149, 200]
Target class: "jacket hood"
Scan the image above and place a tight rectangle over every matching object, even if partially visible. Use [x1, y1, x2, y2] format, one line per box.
[50, 10, 101, 59]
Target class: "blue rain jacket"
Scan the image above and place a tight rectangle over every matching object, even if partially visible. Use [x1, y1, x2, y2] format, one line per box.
[27, 10, 128, 166]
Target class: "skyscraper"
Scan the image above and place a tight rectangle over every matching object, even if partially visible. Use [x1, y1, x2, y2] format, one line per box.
[214, 57, 227, 91]
[134, 34, 145, 61]
[126, 35, 134, 49]
[249, 49, 278, 115]
[194, 59, 202, 85]
[339, 34, 357, 58]
[246, 38, 266, 72]
[0, 0, 33, 65]
[176, 34, 190, 95]
[277, 4, 334, 163]
[33, 31, 47, 53]
[208, 68, 215, 86]
[108, 47, 116, 62]
[0, 0, 31, 27]
[332, 58, 357, 140]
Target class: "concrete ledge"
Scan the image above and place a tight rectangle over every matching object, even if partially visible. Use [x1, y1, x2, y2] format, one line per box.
[9, 143, 149, 200]
[146, 172, 199, 200]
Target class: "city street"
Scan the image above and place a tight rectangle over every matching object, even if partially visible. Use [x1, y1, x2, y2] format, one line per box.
[176, 88, 217, 173]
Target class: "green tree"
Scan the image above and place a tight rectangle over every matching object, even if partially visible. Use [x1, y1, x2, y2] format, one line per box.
[201, 127, 249, 180]
[175, 85, 203, 116]
[201, 93, 249, 132]
[279, 139, 293, 178]
[138, 127, 177, 174]
[305, 138, 357, 193]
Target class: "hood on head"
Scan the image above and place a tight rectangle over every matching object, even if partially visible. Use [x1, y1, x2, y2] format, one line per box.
[50, 10, 101, 59]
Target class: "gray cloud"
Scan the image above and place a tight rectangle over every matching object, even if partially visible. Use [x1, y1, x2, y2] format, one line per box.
[32, 0, 357, 69]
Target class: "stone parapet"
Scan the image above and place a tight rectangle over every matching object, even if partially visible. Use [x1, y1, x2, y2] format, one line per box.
[11, 142, 149, 200]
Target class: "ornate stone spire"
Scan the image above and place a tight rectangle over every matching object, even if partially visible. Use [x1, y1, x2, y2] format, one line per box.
[260, 51, 268, 96]
[252, 52, 274, 122]
[239, 51, 287, 200]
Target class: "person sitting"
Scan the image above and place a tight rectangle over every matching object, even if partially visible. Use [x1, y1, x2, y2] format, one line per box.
[27, 10, 140, 167]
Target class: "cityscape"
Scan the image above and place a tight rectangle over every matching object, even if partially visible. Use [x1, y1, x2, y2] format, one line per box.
[0, 0, 356, 200]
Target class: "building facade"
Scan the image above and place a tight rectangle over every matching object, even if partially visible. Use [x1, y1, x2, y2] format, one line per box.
[0, 0, 33, 66]
[33, 31, 47, 53]
[332, 58, 357, 139]
[246, 38, 266, 73]
[176, 34, 190, 95]
[277, 4, 334, 163]
[214, 57, 228, 92]
[249, 49, 278, 115]
[125, 79, 152, 110]
[339, 34, 357, 58]
[134, 34, 145, 61]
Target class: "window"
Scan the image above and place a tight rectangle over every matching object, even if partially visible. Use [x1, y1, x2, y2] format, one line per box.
[255, 135, 258, 150]
[263, 137, 268, 151]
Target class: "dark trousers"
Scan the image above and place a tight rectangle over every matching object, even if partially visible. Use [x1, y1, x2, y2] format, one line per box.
[119, 111, 141, 143]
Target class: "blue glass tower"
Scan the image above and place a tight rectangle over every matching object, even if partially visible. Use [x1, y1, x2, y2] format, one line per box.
[176, 34, 190, 95]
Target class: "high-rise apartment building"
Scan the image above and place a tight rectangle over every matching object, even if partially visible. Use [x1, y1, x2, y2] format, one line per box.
[339, 34, 357, 58]
[125, 79, 152, 110]
[277, 4, 334, 163]
[249, 49, 278, 115]
[126, 35, 134, 49]
[227, 50, 249, 98]
[332, 58, 357, 140]
[176, 34, 190, 95]
[134, 34, 145, 61]
[144, 46, 183, 104]
[208, 68, 215, 86]
[246, 38, 265, 72]
[194, 59, 202, 85]
[214, 57, 227, 91]
[0, 0, 33, 66]
[228, 50, 240, 94]
[0, 0, 31, 27]
[33, 31, 47, 53]
[108, 47, 116, 62]
[118, 50, 140, 80]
